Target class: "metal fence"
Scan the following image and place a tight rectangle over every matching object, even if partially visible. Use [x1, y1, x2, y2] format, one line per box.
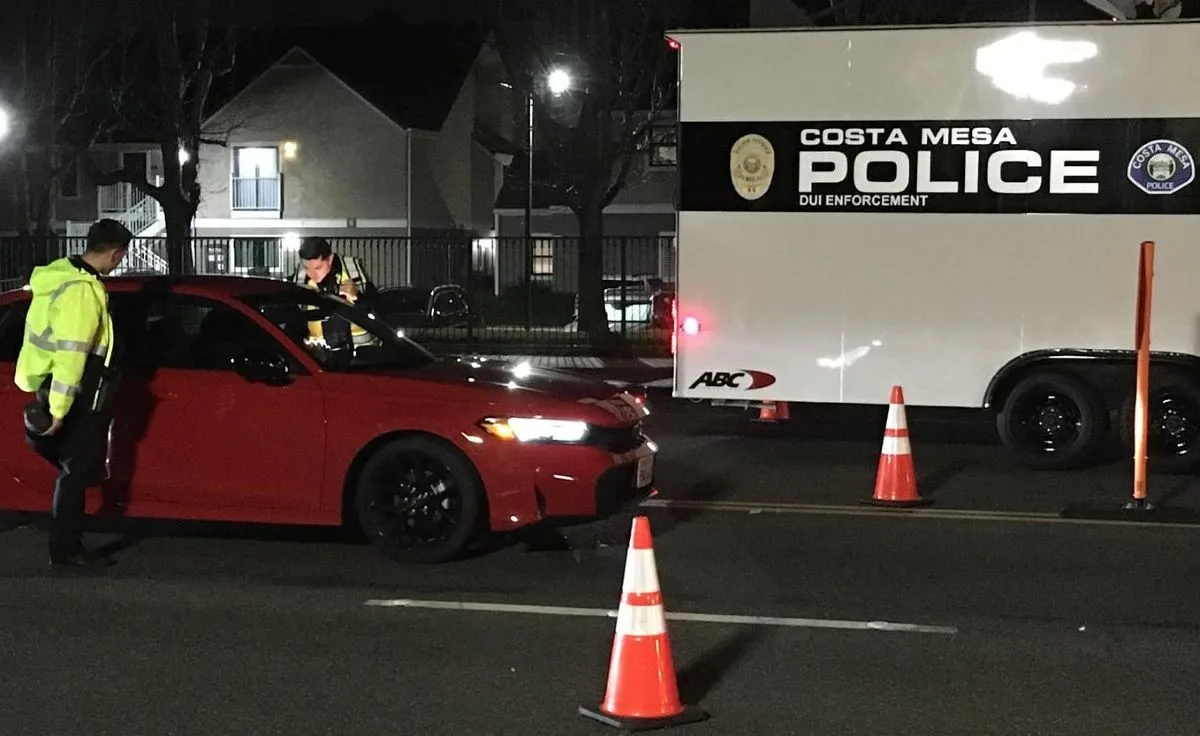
[0, 233, 677, 356]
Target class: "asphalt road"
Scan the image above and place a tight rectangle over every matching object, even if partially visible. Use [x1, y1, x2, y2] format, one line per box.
[2, 395, 1199, 736]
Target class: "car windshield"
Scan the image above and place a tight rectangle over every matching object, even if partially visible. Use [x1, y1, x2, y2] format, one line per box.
[238, 290, 438, 372]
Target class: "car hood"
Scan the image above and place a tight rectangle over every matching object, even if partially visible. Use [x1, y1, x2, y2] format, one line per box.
[347, 356, 647, 424]
[411, 357, 616, 397]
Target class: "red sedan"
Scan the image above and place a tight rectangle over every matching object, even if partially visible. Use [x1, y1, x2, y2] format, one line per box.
[0, 276, 657, 563]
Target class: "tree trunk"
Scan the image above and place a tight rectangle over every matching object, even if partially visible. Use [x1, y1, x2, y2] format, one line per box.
[13, 157, 37, 281]
[575, 201, 611, 346]
[32, 189, 55, 267]
[162, 200, 194, 275]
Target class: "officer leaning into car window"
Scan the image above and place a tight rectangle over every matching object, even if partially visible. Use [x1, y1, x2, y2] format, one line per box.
[292, 236, 378, 348]
[14, 219, 131, 569]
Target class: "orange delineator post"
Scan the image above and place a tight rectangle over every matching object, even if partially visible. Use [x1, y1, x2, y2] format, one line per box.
[1131, 240, 1154, 506]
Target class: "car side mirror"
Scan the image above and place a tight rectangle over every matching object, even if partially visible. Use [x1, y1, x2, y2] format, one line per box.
[234, 351, 291, 386]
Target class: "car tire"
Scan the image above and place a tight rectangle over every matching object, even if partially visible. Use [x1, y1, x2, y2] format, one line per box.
[997, 370, 1109, 471]
[1117, 374, 1200, 474]
[354, 435, 484, 564]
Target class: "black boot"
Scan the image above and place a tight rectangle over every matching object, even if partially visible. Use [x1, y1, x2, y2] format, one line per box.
[49, 544, 114, 570]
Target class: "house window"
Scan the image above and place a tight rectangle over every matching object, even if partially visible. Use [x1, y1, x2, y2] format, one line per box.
[58, 156, 79, 198]
[648, 125, 677, 168]
[532, 240, 554, 276]
[472, 238, 496, 276]
[231, 146, 281, 211]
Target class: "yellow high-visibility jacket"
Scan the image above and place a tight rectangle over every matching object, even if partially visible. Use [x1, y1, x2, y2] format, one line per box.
[14, 257, 114, 419]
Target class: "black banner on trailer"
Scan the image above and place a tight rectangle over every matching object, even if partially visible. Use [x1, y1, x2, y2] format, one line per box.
[678, 118, 1200, 215]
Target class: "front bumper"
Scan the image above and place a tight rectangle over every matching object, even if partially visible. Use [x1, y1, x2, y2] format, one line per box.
[592, 450, 657, 518]
[529, 437, 658, 525]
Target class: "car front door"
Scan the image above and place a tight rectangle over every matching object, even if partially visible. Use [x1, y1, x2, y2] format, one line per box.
[109, 291, 326, 515]
[0, 298, 59, 508]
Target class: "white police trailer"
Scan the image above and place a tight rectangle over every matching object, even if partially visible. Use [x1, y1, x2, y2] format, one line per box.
[666, 18, 1200, 472]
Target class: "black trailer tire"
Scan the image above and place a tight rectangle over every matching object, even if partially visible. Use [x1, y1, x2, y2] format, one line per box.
[997, 371, 1109, 471]
[1118, 376, 1200, 474]
[353, 435, 484, 564]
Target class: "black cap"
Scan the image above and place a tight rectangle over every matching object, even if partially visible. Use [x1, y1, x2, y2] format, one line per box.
[297, 236, 332, 260]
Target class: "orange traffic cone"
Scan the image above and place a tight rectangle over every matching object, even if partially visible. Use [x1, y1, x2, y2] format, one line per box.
[754, 401, 790, 422]
[862, 385, 932, 508]
[579, 516, 709, 731]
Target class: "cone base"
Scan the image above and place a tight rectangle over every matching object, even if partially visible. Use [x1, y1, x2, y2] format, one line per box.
[860, 496, 934, 508]
[578, 704, 709, 732]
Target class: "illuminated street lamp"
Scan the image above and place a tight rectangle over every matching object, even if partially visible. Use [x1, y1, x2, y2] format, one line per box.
[547, 68, 572, 96]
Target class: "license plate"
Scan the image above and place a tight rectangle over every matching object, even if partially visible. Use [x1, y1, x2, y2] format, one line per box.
[634, 455, 654, 489]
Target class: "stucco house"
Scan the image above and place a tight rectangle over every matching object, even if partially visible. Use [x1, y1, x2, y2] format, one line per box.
[3, 23, 515, 290]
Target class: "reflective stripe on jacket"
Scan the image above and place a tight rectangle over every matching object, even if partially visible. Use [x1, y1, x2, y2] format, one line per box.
[14, 257, 113, 418]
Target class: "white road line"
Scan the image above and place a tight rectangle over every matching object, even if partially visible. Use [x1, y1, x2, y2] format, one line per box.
[362, 598, 957, 636]
[638, 498, 1200, 529]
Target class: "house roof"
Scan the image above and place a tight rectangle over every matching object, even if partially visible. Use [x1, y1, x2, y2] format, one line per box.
[91, 19, 490, 146]
[272, 21, 490, 132]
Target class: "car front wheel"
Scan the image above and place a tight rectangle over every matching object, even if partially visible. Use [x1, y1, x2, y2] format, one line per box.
[354, 435, 483, 564]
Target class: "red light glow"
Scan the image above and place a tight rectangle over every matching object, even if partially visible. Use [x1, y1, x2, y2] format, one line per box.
[666, 37, 680, 50]
[681, 317, 701, 336]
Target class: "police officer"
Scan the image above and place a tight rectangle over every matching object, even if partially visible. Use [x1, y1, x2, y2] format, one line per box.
[15, 219, 130, 568]
[293, 236, 374, 303]
[292, 236, 377, 347]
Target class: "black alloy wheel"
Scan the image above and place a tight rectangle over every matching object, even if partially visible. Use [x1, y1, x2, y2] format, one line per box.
[354, 436, 483, 564]
[997, 371, 1108, 471]
[1119, 378, 1200, 474]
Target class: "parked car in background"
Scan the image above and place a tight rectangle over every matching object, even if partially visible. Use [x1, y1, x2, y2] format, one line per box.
[0, 276, 657, 563]
[573, 275, 675, 332]
[372, 284, 480, 329]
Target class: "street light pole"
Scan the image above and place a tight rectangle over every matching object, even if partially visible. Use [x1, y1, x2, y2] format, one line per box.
[519, 68, 570, 333]
[524, 88, 534, 332]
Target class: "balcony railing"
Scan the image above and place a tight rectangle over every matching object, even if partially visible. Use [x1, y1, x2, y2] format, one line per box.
[232, 177, 281, 211]
[99, 182, 147, 214]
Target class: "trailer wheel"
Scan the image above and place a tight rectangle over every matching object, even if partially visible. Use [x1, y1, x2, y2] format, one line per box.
[1118, 376, 1200, 474]
[997, 371, 1108, 471]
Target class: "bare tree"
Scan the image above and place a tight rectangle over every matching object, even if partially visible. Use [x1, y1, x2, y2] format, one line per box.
[0, 0, 115, 272]
[493, 0, 680, 344]
[86, 0, 241, 274]
[798, 0, 989, 23]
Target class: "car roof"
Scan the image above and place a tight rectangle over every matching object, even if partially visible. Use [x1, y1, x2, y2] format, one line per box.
[0, 274, 300, 305]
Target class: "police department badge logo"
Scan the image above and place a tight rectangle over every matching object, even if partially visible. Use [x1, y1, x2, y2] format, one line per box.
[1127, 139, 1195, 195]
[730, 134, 774, 201]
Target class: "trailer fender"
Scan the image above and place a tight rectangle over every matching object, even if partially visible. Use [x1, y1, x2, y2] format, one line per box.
[982, 349, 1200, 413]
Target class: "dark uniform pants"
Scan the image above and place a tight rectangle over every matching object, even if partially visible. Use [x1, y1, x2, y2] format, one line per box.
[24, 378, 110, 560]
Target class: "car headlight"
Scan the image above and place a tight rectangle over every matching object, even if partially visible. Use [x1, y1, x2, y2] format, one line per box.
[478, 417, 589, 443]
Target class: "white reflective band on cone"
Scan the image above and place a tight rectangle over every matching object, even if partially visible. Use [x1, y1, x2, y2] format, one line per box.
[615, 602, 668, 637]
[882, 435, 911, 456]
[621, 548, 661, 596]
[885, 403, 908, 430]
